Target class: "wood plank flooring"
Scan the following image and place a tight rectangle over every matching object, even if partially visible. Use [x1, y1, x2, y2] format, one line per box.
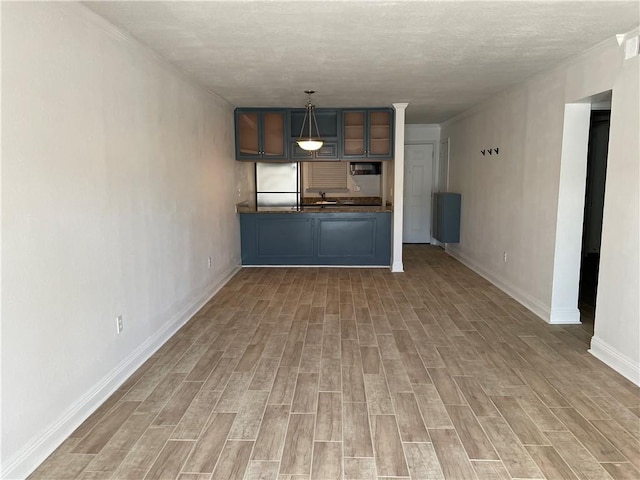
[29, 245, 640, 480]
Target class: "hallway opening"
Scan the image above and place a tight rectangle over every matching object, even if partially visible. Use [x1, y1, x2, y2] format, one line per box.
[579, 108, 611, 331]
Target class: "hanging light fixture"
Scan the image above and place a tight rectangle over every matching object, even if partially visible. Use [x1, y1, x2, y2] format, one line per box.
[297, 90, 323, 151]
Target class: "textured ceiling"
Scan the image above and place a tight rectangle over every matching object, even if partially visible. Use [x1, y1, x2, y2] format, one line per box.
[84, 1, 639, 123]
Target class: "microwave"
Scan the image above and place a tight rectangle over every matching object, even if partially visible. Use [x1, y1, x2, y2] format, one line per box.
[349, 162, 382, 175]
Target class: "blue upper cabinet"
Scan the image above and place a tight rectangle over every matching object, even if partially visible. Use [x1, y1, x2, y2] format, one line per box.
[235, 109, 288, 161]
[342, 108, 394, 160]
[289, 108, 341, 161]
[235, 107, 393, 161]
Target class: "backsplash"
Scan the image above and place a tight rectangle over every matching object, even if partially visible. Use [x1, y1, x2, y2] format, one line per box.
[301, 196, 382, 206]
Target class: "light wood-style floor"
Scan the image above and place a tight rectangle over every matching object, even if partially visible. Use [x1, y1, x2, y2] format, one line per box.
[29, 245, 640, 480]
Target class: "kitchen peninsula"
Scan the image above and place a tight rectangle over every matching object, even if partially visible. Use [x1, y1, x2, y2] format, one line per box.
[238, 200, 392, 266]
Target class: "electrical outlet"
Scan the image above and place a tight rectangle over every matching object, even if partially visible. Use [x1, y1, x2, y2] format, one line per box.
[503, 252, 508, 262]
[116, 315, 123, 334]
[208, 257, 212, 268]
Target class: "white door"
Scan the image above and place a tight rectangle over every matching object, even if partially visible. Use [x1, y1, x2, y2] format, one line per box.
[403, 144, 434, 243]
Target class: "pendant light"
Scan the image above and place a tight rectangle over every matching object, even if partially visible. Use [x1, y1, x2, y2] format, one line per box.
[297, 90, 324, 151]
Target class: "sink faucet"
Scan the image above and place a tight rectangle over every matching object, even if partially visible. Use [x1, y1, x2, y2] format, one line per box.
[320, 191, 326, 201]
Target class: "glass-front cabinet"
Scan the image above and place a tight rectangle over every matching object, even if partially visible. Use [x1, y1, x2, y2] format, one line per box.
[342, 110, 366, 157]
[341, 108, 393, 160]
[236, 109, 288, 161]
[368, 110, 393, 157]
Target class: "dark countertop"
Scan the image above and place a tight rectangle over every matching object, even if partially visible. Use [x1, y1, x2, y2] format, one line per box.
[237, 204, 393, 214]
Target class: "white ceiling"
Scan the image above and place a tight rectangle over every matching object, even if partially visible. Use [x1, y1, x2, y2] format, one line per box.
[84, 1, 639, 123]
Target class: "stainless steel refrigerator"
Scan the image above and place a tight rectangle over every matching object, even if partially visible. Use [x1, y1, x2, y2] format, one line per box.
[256, 162, 300, 207]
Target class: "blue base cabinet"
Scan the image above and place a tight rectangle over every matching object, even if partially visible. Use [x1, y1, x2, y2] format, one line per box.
[240, 213, 391, 266]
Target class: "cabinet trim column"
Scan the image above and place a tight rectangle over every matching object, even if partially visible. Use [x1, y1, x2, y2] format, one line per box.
[391, 103, 408, 273]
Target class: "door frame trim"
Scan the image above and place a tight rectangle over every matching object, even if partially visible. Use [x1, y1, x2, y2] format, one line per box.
[440, 137, 450, 192]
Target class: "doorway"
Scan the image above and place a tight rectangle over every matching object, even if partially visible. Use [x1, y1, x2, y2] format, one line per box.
[403, 143, 434, 243]
[579, 109, 611, 330]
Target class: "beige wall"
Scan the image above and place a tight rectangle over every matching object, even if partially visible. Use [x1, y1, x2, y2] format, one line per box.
[1, 3, 251, 477]
[441, 34, 639, 383]
[593, 51, 639, 382]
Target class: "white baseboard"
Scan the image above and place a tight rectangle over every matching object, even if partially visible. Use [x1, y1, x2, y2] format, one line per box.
[446, 248, 551, 323]
[549, 308, 582, 324]
[391, 261, 404, 272]
[589, 336, 640, 386]
[1, 265, 240, 480]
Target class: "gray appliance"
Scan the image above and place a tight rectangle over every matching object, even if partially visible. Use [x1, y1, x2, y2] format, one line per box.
[432, 192, 461, 243]
[256, 162, 300, 207]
